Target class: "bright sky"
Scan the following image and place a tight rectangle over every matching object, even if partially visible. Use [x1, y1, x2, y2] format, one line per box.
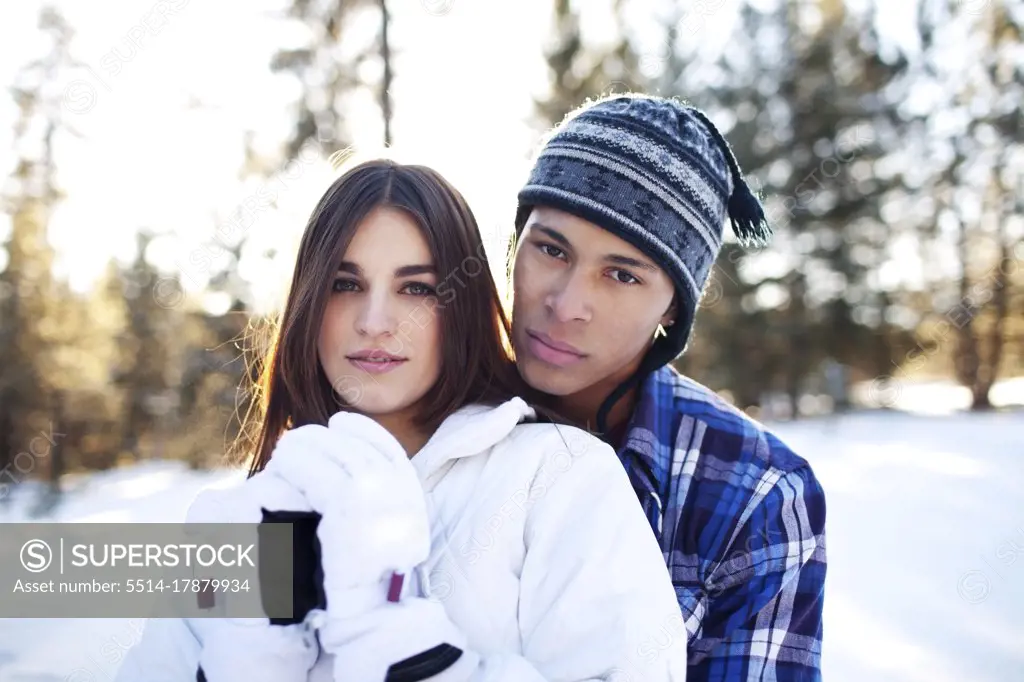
[0, 0, 568, 312]
[0, 0, 931, 314]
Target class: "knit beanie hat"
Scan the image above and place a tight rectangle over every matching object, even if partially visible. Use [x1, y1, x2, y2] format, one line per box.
[514, 93, 772, 432]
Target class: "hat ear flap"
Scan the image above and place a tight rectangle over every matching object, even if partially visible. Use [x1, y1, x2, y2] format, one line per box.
[640, 295, 694, 375]
[514, 203, 532, 236]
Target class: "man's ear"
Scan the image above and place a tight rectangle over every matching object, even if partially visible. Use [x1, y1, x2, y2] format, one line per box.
[661, 297, 678, 327]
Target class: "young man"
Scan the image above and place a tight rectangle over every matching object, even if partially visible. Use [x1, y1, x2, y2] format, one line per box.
[509, 93, 827, 681]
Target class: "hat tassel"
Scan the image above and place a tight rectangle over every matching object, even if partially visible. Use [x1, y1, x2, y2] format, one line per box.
[727, 180, 772, 247]
[689, 108, 773, 248]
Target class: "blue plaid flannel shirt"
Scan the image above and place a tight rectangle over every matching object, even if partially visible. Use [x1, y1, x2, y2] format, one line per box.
[616, 366, 827, 681]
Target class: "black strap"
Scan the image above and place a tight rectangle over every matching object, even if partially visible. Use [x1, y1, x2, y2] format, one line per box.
[258, 508, 326, 624]
[385, 644, 464, 681]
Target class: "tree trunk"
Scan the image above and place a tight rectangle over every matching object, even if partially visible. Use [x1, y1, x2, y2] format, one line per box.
[379, 0, 393, 147]
[971, 384, 993, 410]
[953, 217, 982, 400]
[874, 290, 894, 380]
[972, 231, 1011, 411]
[786, 271, 809, 419]
[0, 391, 13, 506]
[48, 390, 65, 494]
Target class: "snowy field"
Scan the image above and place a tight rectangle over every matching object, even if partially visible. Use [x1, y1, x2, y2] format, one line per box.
[0, 384, 1021, 681]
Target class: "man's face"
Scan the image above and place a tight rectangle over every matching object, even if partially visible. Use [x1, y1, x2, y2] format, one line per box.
[511, 206, 676, 397]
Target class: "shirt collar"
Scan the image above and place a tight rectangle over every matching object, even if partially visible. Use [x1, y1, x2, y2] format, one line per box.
[617, 366, 680, 500]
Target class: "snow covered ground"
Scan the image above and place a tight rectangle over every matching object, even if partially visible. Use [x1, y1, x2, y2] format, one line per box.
[775, 410, 1024, 681]
[1, 405, 1022, 681]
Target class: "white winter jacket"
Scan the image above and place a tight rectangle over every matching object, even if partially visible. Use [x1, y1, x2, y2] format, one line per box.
[115, 398, 687, 681]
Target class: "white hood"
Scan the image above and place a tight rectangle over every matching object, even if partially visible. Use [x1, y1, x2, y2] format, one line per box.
[409, 397, 535, 487]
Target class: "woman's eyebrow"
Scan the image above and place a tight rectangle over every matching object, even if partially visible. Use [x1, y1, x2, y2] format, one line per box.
[336, 262, 435, 276]
[337, 262, 360, 274]
[394, 264, 436, 277]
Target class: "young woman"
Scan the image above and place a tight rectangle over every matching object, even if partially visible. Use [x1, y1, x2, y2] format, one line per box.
[114, 159, 688, 682]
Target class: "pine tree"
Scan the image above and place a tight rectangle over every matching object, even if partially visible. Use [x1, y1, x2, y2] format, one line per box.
[534, 0, 646, 129]
[0, 166, 55, 496]
[0, 6, 82, 504]
[112, 232, 181, 459]
[270, 0, 382, 161]
[666, 1, 914, 413]
[914, 0, 1023, 409]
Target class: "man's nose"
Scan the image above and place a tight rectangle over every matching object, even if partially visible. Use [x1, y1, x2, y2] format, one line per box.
[544, 269, 592, 323]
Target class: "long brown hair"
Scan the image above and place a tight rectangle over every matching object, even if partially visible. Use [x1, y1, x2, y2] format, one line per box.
[237, 159, 547, 476]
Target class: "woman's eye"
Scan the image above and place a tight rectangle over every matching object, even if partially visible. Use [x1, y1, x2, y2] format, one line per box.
[537, 243, 566, 260]
[609, 269, 640, 285]
[402, 282, 436, 296]
[332, 278, 359, 293]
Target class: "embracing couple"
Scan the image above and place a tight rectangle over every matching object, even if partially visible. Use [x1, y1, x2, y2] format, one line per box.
[116, 94, 826, 682]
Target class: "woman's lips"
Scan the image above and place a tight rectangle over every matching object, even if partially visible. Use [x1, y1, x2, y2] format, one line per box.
[525, 331, 586, 368]
[347, 357, 407, 374]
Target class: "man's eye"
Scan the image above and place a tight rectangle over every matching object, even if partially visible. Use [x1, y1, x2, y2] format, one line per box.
[332, 278, 359, 293]
[537, 243, 566, 260]
[402, 282, 436, 296]
[609, 270, 640, 285]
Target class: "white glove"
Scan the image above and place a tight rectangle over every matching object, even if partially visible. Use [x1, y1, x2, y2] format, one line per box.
[263, 412, 430, 615]
[184, 470, 320, 682]
[264, 411, 453, 681]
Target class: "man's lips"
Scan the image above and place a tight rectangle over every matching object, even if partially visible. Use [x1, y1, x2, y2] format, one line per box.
[525, 330, 587, 367]
[526, 331, 585, 356]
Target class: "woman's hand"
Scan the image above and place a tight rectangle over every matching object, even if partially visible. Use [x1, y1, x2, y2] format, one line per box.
[263, 411, 431, 622]
[185, 470, 320, 682]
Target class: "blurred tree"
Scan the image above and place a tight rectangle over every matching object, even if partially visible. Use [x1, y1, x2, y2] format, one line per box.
[0, 6, 104, 506]
[914, 0, 1023, 409]
[1, 8, 63, 491]
[43, 273, 123, 475]
[379, 0, 393, 147]
[663, 1, 915, 414]
[534, 0, 646, 129]
[176, 303, 251, 469]
[270, 0, 385, 161]
[112, 232, 182, 459]
[0, 164, 57, 498]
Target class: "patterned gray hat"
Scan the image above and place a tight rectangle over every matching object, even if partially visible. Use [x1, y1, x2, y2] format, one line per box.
[515, 93, 772, 375]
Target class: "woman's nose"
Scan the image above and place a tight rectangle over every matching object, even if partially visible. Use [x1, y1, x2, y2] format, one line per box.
[355, 293, 398, 338]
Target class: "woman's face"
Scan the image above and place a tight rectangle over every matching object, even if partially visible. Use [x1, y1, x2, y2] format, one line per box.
[318, 206, 442, 423]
